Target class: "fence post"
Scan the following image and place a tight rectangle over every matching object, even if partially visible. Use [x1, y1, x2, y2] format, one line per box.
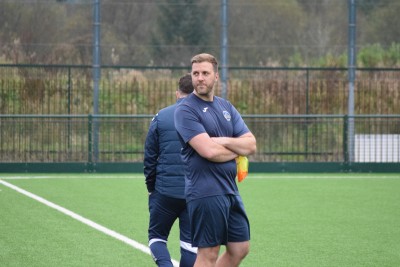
[67, 66, 71, 115]
[306, 68, 310, 115]
[347, 0, 356, 163]
[67, 67, 72, 153]
[88, 114, 93, 171]
[343, 115, 349, 164]
[305, 69, 310, 159]
[220, 0, 228, 99]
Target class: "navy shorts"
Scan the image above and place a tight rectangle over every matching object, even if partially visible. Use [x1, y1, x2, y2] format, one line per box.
[187, 194, 250, 248]
[148, 190, 191, 244]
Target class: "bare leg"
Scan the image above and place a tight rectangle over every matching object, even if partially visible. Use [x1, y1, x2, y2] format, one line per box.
[216, 241, 250, 267]
[194, 246, 221, 267]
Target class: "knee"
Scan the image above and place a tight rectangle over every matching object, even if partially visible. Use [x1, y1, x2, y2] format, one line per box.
[238, 244, 249, 259]
[228, 241, 250, 261]
[197, 246, 220, 264]
[241, 242, 250, 258]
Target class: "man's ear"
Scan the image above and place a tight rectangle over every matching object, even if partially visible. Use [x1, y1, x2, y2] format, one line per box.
[175, 90, 180, 99]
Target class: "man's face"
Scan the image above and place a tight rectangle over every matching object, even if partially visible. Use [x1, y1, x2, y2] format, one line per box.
[191, 62, 218, 98]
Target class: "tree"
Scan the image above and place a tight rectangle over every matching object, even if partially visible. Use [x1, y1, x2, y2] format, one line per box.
[101, 0, 159, 65]
[365, 3, 400, 46]
[228, 0, 305, 65]
[0, 2, 67, 64]
[295, 0, 348, 65]
[357, 0, 390, 14]
[151, 0, 214, 65]
[0, 1, 94, 64]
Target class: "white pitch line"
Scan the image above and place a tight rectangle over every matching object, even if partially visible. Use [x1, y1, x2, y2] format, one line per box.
[0, 179, 179, 267]
[2, 175, 142, 180]
[248, 175, 400, 179]
[3, 174, 399, 180]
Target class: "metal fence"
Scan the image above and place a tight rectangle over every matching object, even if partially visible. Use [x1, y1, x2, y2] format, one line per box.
[1, 64, 400, 115]
[1, 114, 399, 164]
[1, 65, 400, 172]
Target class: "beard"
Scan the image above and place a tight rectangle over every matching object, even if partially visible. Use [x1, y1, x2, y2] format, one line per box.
[194, 83, 214, 97]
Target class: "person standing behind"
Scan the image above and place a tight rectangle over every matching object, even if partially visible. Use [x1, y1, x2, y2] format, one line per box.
[144, 73, 197, 267]
[174, 53, 257, 267]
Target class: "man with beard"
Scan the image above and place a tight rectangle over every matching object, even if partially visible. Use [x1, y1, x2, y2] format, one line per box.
[174, 53, 257, 267]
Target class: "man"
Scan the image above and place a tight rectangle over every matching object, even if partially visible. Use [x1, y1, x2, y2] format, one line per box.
[174, 53, 257, 267]
[144, 73, 197, 267]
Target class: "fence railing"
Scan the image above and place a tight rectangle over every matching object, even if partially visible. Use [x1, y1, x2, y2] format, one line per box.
[1, 64, 399, 172]
[1, 114, 399, 164]
[1, 64, 400, 115]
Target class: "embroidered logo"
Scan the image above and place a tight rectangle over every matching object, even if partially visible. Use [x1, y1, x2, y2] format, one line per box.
[223, 110, 231, 121]
[203, 107, 208, 112]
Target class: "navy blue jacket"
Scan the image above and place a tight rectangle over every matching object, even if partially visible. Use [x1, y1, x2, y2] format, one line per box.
[143, 98, 186, 199]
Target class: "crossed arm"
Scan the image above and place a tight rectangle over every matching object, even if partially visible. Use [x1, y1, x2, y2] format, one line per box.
[188, 132, 257, 163]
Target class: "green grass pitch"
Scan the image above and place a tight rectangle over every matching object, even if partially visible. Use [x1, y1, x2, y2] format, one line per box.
[1, 173, 400, 266]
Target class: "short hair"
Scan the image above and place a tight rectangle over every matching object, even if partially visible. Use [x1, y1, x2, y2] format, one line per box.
[191, 53, 218, 73]
[178, 73, 194, 95]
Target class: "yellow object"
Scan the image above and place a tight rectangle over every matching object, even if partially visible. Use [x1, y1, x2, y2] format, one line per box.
[236, 156, 249, 182]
